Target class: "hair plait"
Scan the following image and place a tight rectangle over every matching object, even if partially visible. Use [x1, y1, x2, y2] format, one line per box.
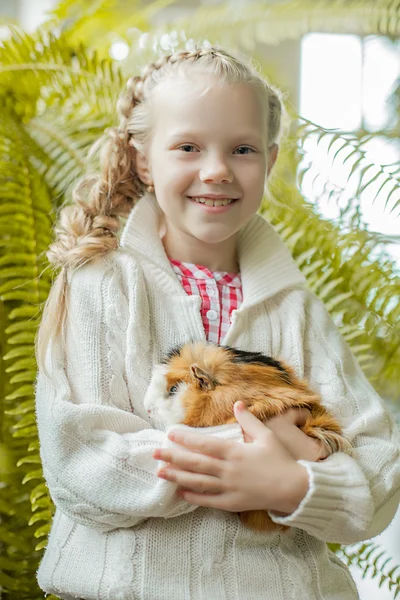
[117, 46, 225, 128]
[36, 43, 285, 378]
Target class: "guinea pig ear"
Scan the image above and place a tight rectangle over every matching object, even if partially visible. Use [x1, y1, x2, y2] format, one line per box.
[190, 364, 216, 390]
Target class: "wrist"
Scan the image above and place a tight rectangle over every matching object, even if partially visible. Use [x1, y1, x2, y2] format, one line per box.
[270, 463, 309, 516]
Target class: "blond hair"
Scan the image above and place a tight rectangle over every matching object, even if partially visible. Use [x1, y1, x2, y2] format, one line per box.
[35, 44, 286, 377]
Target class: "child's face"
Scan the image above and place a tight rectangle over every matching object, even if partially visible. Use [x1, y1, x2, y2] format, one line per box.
[140, 77, 275, 264]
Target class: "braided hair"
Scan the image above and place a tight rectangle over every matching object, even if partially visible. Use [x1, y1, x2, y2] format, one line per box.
[36, 44, 286, 375]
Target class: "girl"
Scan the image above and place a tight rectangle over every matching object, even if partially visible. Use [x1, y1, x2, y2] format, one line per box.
[35, 45, 399, 599]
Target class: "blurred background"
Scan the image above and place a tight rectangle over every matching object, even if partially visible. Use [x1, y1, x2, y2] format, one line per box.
[0, 1, 399, 599]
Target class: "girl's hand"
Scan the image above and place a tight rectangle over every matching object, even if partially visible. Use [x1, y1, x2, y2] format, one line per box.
[260, 408, 329, 462]
[152, 401, 309, 515]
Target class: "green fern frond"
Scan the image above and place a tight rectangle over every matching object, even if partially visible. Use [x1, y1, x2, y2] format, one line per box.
[0, 27, 127, 203]
[297, 118, 400, 215]
[45, 0, 178, 52]
[28, 112, 113, 198]
[0, 26, 125, 123]
[13, 0, 395, 60]
[0, 111, 55, 597]
[263, 142, 400, 400]
[337, 542, 400, 597]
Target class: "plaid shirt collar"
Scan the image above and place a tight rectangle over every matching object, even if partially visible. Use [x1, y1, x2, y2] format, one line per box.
[168, 258, 242, 288]
[120, 193, 306, 310]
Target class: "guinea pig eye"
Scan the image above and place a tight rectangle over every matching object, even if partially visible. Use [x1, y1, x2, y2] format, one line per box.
[168, 384, 179, 395]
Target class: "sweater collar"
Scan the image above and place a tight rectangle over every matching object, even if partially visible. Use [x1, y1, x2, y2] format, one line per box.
[120, 193, 306, 309]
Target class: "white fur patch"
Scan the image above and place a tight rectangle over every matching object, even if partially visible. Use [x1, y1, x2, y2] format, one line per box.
[163, 382, 188, 425]
[143, 364, 187, 427]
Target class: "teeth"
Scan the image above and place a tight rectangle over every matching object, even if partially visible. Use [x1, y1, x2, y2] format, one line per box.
[190, 197, 236, 207]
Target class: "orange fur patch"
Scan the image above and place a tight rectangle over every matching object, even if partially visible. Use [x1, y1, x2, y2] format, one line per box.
[161, 341, 351, 534]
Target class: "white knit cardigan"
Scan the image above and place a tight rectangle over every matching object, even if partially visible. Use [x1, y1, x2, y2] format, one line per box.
[35, 193, 400, 600]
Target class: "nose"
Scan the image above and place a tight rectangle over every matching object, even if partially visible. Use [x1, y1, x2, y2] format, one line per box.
[199, 154, 234, 184]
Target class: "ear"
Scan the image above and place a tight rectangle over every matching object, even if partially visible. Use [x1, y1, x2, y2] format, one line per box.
[190, 364, 216, 390]
[132, 147, 153, 186]
[267, 143, 279, 176]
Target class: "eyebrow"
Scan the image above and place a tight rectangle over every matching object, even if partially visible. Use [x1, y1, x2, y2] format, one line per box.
[167, 132, 264, 145]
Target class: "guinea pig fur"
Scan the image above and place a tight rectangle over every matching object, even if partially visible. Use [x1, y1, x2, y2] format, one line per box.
[144, 341, 351, 533]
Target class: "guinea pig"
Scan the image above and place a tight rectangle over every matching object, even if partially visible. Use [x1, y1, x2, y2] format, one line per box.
[144, 341, 351, 533]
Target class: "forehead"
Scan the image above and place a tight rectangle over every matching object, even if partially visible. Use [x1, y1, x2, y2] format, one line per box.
[150, 76, 266, 140]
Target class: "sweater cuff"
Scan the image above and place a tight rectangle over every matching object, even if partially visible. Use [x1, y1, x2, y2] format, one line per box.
[268, 454, 373, 539]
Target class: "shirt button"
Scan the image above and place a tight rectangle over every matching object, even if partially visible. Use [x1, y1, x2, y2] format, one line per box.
[206, 309, 218, 321]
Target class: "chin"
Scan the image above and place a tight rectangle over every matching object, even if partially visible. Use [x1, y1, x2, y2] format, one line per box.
[187, 227, 239, 245]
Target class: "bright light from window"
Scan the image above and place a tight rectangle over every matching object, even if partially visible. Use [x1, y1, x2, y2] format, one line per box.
[109, 41, 129, 61]
[0, 26, 12, 41]
[299, 33, 400, 267]
[300, 33, 363, 130]
[363, 36, 400, 131]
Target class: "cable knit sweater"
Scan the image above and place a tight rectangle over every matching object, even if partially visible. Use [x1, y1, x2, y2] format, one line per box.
[35, 192, 400, 600]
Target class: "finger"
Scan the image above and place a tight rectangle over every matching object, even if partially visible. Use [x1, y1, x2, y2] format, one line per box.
[273, 423, 326, 462]
[159, 468, 222, 494]
[316, 441, 330, 460]
[154, 447, 222, 477]
[291, 408, 312, 427]
[234, 401, 271, 438]
[265, 407, 311, 428]
[178, 488, 230, 510]
[167, 428, 232, 460]
[307, 437, 328, 461]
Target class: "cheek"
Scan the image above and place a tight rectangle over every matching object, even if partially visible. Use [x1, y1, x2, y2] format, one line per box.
[239, 160, 266, 184]
[153, 153, 194, 182]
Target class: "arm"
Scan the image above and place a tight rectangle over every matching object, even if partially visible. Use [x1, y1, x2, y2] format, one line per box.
[268, 289, 400, 544]
[35, 254, 240, 533]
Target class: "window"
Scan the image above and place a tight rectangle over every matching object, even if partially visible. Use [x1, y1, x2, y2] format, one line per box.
[299, 33, 400, 266]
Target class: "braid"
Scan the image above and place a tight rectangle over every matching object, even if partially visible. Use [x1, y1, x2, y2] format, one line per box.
[37, 43, 285, 377]
[118, 44, 283, 150]
[45, 49, 201, 273]
[46, 124, 142, 271]
[117, 46, 223, 128]
[44, 43, 283, 276]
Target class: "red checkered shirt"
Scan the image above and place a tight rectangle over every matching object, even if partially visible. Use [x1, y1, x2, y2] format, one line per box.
[169, 258, 243, 344]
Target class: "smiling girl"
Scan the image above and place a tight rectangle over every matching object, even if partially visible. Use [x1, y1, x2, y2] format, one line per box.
[34, 45, 400, 600]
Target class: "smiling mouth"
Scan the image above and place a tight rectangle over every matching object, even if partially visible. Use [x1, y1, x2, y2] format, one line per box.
[187, 197, 239, 207]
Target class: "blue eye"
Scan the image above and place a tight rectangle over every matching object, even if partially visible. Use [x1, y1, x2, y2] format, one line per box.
[169, 384, 179, 395]
[179, 145, 197, 152]
[234, 146, 254, 155]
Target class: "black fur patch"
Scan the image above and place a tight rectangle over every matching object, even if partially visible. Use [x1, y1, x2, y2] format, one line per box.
[162, 343, 293, 385]
[162, 344, 184, 363]
[222, 345, 292, 382]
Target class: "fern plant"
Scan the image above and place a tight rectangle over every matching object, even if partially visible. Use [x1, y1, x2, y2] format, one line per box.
[0, 27, 126, 599]
[39, 0, 400, 59]
[263, 127, 400, 403]
[330, 542, 400, 599]
[0, 18, 398, 600]
[0, 110, 55, 597]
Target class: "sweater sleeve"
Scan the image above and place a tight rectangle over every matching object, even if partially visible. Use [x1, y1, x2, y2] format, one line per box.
[34, 255, 243, 533]
[268, 289, 400, 544]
